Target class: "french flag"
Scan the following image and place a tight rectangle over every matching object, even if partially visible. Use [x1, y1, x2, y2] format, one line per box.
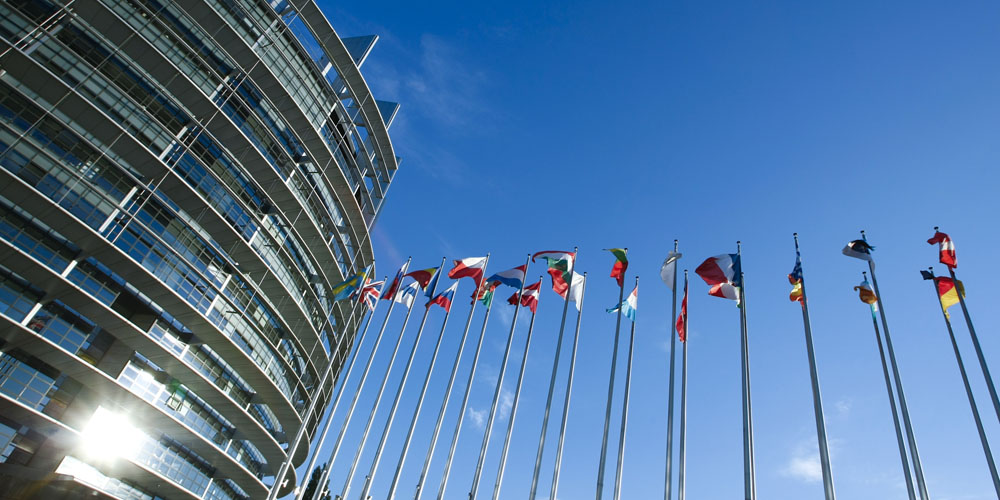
[448, 256, 488, 284]
[487, 265, 527, 289]
[695, 254, 741, 302]
[508, 280, 542, 313]
[429, 282, 460, 312]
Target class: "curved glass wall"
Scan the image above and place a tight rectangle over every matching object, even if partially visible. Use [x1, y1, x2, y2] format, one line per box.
[0, 0, 398, 496]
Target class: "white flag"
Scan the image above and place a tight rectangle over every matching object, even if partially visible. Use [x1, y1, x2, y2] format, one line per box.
[659, 251, 682, 289]
[568, 272, 586, 311]
[395, 281, 420, 308]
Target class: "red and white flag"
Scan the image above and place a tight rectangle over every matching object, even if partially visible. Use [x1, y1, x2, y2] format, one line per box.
[448, 256, 488, 285]
[358, 278, 384, 311]
[694, 254, 741, 302]
[927, 231, 957, 269]
[676, 278, 688, 342]
[508, 280, 542, 313]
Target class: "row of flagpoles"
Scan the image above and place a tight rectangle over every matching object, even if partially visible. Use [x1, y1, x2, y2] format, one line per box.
[267, 227, 996, 500]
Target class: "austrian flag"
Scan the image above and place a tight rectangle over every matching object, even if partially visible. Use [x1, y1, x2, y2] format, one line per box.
[927, 231, 957, 269]
[508, 280, 542, 313]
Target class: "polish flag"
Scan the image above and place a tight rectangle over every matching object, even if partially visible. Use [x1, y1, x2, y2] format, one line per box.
[448, 257, 488, 285]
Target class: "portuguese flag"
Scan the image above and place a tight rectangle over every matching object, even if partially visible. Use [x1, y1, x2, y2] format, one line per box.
[532, 250, 576, 299]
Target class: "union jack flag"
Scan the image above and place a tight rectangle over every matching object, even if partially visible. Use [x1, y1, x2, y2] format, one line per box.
[358, 277, 384, 311]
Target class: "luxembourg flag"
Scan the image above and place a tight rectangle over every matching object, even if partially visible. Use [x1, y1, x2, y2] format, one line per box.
[607, 285, 638, 322]
[695, 254, 741, 302]
[487, 264, 527, 289]
[508, 280, 542, 313]
[448, 257, 488, 284]
[429, 282, 460, 312]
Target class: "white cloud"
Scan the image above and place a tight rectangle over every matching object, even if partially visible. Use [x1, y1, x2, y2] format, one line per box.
[834, 398, 852, 418]
[468, 407, 487, 429]
[783, 454, 823, 483]
[499, 389, 514, 419]
[781, 439, 823, 483]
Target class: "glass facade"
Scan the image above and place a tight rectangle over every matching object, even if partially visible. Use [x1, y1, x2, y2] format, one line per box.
[0, 0, 397, 496]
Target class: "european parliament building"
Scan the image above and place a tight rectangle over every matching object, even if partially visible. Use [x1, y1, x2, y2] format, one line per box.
[0, 0, 398, 498]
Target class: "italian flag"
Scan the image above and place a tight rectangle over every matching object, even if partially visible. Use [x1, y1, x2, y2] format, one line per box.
[532, 250, 576, 299]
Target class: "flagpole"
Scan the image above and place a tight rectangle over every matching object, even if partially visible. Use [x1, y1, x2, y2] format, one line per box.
[736, 242, 755, 500]
[413, 255, 490, 500]
[863, 271, 917, 500]
[550, 273, 587, 500]
[311, 259, 413, 500]
[357, 257, 448, 500]
[793, 234, 836, 500]
[492, 277, 543, 500]
[925, 268, 1000, 495]
[529, 249, 578, 500]
[597, 248, 627, 500]
[435, 282, 498, 500]
[297, 276, 386, 500]
[613, 276, 638, 500]
[938, 229, 1000, 425]
[469, 254, 532, 500]
[335, 273, 424, 500]
[269, 309, 360, 500]
[861, 230, 929, 500]
[677, 271, 688, 500]
[665, 240, 679, 500]
[385, 282, 460, 500]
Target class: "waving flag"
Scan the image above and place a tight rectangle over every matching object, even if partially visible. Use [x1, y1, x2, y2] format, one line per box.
[922, 271, 965, 318]
[508, 280, 542, 313]
[533, 250, 576, 298]
[449, 257, 488, 284]
[382, 264, 407, 301]
[566, 271, 585, 311]
[395, 281, 420, 308]
[854, 279, 878, 313]
[606, 248, 628, 287]
[405, 267, 438, 289]
[660, 251, 682, 290]
[788, 253, 804, 303]
[607, 285, 638, 321]
[429, 282, 460, 312]
[475, 280, 501, 307]
[333, 271, 368, 301]
[695, 254, 741, 302]
[507, 280, 542, 314]
[359, 278, 384, 311]
[927, 231, 957, 269]
[487, 265, 527, 289]
[676, 279, 688, 342]
[842, 239, 874, 263]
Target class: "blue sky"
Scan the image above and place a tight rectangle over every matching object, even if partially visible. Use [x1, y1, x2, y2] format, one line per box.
[299, 1, 1000, 499]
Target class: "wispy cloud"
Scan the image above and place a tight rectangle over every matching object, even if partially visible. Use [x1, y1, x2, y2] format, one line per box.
[834, 398, 852, 418]
[499, 389, 514, 419]
[468, 407, 487, 429]
[781, 439, 823, 483]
